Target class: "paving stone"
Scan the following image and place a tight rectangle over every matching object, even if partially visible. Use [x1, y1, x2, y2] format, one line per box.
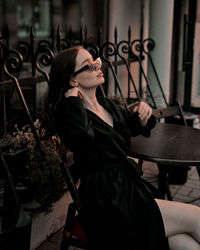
[36, 240, 59, 250]
[191, 199, 200, 206]
[48, 229, 63, 243]
[173, 185, 192, 196]
[169, 185, 182, 196]
[36, 229, 63, 250]
[170, 185, 182, 192]
[173, 193, 193, 203]
[184, 181, 200, 190]
[189, 189, 200, 199]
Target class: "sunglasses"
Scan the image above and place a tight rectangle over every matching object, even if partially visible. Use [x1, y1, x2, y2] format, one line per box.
[72, 57, 102, 76]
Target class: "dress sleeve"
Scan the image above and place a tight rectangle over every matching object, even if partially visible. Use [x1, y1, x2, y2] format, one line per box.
[121, 106, 157, 137]
[54, 96, 95, 150]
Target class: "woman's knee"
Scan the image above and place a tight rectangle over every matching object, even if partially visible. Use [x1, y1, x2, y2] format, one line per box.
[155, 199, 200, 237]
[168, 234, 200, 250]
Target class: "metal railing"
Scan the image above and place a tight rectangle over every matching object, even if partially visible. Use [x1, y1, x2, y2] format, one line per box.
[0, 25, 161, 135]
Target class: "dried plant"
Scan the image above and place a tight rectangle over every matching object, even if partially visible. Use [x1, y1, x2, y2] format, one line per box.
[0, 119, 66, 214]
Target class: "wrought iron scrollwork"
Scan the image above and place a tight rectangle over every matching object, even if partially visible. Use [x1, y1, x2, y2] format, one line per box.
[142, 38, 155, 53]
[142, 38, 168, 106]
[100, 41, 116, 61]
[56, 27, 69, 52]
[3, 49, 23, 77]
[117, 40, 141, 100]
[59, 38, 69, 50]
[34, 47, 54, 85]
[72, 38, 81, 46]
[15, 41, 30, 62]
[117, 40, 131, 57]
[3, 50, 41, 146]
[38, 40, 53, 51]
[85, 43, 100, 59]
[100, 42, 128, 109]
[130, 39, 143, 57]
[130, 39, 157, 108]
[0, 32, 8, 54]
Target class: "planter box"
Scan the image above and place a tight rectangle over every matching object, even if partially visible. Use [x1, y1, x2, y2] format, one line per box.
[29, 191, 72, 250]
[3, 148, 29, 183]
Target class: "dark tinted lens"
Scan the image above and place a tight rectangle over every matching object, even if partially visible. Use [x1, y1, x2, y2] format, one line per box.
[73, 65, 89, 76]
[73, 58, 102, 75]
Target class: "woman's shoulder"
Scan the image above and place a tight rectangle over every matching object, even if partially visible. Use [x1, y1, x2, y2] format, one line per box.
[56, 97, 83, 112]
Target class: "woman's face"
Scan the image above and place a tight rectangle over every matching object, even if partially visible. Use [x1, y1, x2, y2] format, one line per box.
[73, 48, 105, 89]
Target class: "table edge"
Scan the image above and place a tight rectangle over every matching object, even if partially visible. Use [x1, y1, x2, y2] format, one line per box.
[129, 153, 200, 166]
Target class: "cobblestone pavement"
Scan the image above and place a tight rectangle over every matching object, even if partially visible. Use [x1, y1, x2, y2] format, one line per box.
[36, 161, 200, 250]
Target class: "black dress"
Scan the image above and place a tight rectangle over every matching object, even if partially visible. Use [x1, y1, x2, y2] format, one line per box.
[55, 96, 169, 250]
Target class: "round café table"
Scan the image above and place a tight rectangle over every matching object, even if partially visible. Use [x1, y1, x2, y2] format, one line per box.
[128, 122, 200, 200]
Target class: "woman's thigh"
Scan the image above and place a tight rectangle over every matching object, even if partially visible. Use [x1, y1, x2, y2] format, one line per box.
[155, 198, 200, 240]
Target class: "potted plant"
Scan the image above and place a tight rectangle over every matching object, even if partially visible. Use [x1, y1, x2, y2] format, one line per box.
[0, 119, 66, 214]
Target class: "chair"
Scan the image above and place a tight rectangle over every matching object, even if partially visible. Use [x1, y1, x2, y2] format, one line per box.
[152, 101, 187, 126]
[59, 155, 88, 250]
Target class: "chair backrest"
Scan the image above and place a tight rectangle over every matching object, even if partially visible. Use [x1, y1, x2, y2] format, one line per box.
[59, 154, 89, 250]
[152, 101, 187, 127]
[59, 153, 83, 214]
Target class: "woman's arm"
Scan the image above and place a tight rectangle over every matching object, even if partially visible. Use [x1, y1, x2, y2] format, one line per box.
[124, 101, 157, 137]
[55, 96, 94, 150]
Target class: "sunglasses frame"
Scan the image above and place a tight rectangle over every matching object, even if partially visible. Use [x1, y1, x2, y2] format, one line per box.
[72, 57, 102, 76]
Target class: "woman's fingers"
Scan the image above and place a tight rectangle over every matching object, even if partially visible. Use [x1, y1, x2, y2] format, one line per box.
[138, 102, 150, 117]
[64, 87, 83, 98]
[146, 107, 152, 119]
[133, 105, 139, 113]
[137, 101, 152, 125]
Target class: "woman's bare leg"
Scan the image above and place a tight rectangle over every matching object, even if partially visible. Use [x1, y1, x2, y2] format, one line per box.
[155, 199, 200, 249]
[168, 234, 200, 250]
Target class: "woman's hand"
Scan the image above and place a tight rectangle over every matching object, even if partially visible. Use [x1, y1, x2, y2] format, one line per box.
[64, 87, 83, 99]
[133, 101, 152, 127]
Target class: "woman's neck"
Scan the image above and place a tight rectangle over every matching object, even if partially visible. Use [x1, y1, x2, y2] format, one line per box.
[84, 97, 101, 112]
[81, 87, 113, 128]
[81, 88, 101, 112]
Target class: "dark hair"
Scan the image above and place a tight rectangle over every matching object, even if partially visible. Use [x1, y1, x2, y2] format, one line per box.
[41, 46, 82, 134]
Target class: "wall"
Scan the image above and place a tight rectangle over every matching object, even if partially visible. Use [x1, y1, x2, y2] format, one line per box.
[148, 0, 174, 107]
[107, 0, 142, 99]
[141, 0, 150, 100]
[191, 0, 200, 108]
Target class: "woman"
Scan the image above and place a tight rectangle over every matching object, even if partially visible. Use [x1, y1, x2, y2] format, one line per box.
[44, 46, 200, 250]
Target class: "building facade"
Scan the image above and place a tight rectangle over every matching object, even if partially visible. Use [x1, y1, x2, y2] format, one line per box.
[0, 0, 200, 112]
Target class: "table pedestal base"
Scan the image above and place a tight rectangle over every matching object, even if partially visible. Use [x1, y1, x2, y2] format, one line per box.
[157, 165, 173, 200]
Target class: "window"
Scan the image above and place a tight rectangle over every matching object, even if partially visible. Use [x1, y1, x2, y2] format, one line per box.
[17, 0, 51, 38]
